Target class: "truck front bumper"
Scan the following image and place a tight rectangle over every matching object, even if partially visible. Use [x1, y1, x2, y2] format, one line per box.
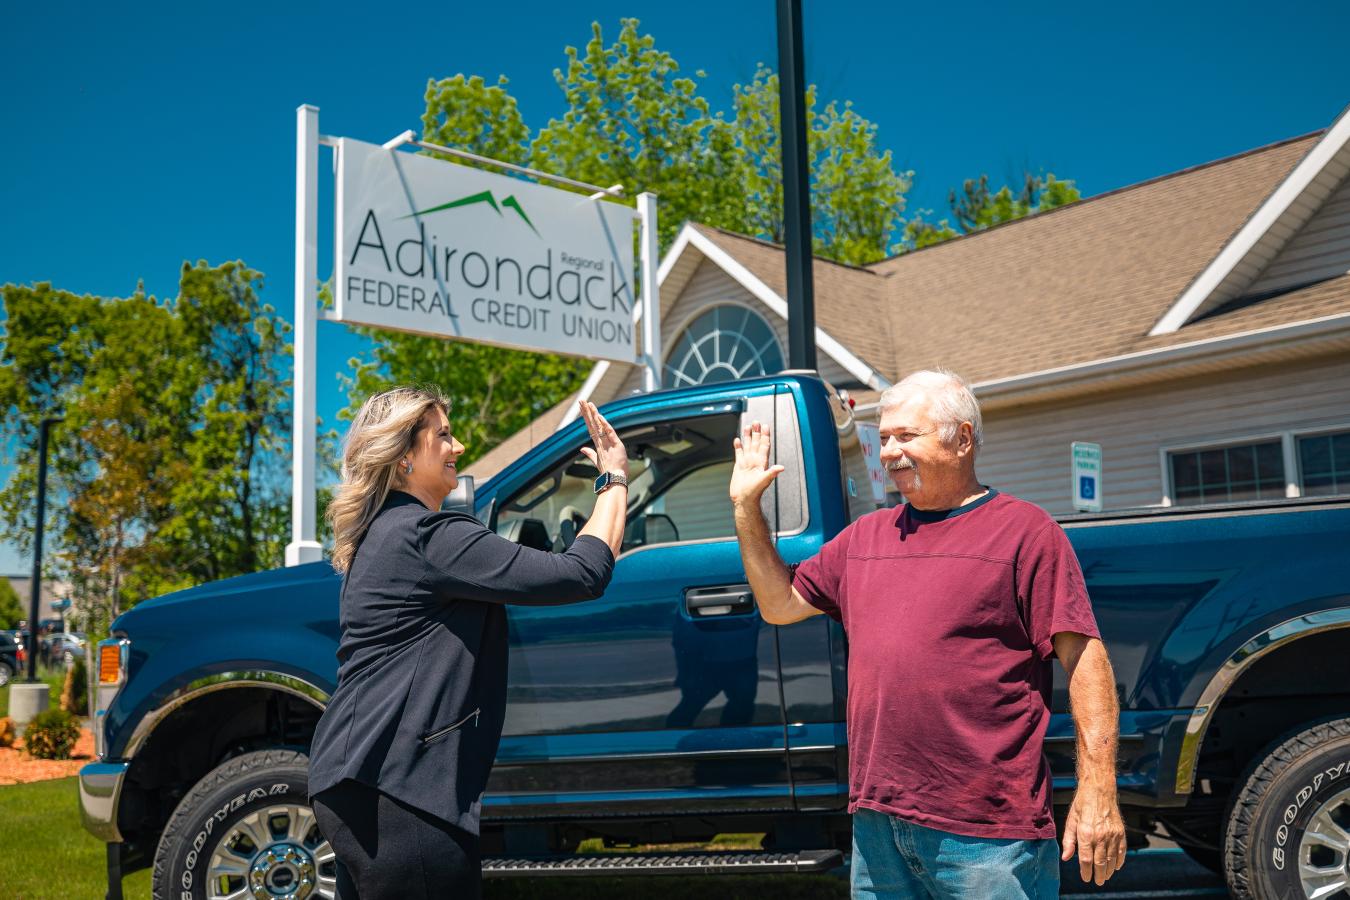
[79, 761, 130, 843]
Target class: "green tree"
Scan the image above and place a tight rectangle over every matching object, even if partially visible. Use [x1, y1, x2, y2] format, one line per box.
[728, 65, 911, 265]
[0, 578, 22, 629]
[160, 261, 292, 583]
[530, 18, 744, 250]
[0, 263, 292, 629]
[950, 172, 1080, 233]
[898, 172, 1080, 254]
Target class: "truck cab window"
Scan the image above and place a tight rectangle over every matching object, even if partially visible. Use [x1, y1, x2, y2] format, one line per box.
[496, 413, 741, 554]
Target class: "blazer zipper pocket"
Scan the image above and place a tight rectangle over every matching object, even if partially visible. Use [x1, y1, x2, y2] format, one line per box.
[421, 708, 481, 744]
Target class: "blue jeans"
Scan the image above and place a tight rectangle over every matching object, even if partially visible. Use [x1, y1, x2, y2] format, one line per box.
[851, 807, 1060, 899]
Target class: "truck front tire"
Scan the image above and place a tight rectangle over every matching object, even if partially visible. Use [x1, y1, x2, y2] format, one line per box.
[1225, 716, 1350, 900]
[151, 749, 337, 900]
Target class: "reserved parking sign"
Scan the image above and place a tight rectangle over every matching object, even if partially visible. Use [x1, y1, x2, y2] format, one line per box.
[1071, 442, 1103, 512]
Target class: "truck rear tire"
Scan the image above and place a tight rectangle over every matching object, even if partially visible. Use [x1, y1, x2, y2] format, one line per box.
[1225, 716, 1350, 900]
[151, 749, 337, 900]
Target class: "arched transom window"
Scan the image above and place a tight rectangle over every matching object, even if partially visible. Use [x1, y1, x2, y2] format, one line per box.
[664, 305, 785, 386]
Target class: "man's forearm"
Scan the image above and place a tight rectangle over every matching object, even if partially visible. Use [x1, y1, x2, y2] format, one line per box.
[1070, 641, 1120, 791]
[733, 500, 795, 623]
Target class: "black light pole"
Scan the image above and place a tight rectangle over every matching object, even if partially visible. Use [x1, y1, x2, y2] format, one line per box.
[777, 0, 816, 370]
[26, 416, 61, 683]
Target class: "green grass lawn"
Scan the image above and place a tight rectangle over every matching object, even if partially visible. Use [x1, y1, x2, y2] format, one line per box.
[0, 778, 151, 899]
[0, 778, 844, 898]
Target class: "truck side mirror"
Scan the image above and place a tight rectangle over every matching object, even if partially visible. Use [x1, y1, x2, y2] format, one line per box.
[442, 475, 476, 517]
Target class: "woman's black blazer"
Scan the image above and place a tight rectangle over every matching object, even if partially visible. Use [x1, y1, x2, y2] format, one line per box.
[308, 490, 614, 834]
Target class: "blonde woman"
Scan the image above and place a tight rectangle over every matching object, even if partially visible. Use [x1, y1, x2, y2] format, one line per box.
[308, 387, 628, 899]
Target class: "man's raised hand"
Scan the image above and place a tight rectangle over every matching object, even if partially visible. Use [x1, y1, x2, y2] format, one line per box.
[730, 421, 787, 508]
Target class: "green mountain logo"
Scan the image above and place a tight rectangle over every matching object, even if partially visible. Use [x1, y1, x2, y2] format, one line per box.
[400, 190, 539, 236]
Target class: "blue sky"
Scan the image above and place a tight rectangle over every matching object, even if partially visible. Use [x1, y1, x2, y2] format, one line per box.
[1, 0, 1346, 573]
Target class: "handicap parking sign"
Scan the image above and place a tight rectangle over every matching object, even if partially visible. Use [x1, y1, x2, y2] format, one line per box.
[1071, 442, 1103, 512]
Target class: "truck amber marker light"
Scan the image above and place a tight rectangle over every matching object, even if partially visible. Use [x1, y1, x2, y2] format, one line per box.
[99, 643, 121, 684]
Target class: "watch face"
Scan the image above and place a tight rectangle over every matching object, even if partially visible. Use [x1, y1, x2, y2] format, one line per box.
[593, 472, 610, 493]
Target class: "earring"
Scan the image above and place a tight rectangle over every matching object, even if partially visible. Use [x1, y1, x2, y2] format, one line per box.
[401, 460, 414, 476]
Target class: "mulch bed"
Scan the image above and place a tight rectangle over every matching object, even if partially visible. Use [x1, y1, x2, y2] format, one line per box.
[0, 727, 94, 785]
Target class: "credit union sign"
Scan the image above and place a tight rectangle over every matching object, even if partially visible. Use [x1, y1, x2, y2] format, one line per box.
[333, 138, 638, 362]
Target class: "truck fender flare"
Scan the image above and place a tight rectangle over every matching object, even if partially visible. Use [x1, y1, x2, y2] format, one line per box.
[1175, 606, 1350, 795]
[123, 669, 330, 759]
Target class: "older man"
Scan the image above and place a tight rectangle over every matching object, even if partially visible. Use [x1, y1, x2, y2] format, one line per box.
[730, 370, 1125, 899]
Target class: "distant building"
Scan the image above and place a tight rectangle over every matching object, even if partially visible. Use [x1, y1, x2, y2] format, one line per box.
[468, 107, 1350, 514]
[2, 575, 74, 627]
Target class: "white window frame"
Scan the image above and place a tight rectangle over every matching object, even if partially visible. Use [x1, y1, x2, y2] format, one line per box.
[662, 302, 785, 388]
[1158, 421, 1350, 506]
[1292, 424, 1350, 496]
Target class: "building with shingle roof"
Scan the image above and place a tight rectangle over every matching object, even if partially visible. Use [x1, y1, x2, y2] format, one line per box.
[467, 107, 1350, 515]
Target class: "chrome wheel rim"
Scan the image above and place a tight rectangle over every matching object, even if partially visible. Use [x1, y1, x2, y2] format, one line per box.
[206, 803, 335, 900]
[1298, 786, 1350, 899]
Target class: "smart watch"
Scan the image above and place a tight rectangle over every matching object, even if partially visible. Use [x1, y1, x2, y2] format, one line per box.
[593, 471, 629, 494]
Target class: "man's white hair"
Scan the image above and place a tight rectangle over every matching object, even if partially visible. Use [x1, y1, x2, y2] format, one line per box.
[878, 368, 984, 450]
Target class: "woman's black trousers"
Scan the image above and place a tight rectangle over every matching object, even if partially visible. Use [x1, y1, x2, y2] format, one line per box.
[312, 779, 482, 899]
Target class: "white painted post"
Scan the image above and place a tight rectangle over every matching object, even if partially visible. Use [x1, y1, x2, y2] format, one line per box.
[638, 192, 661, 392]
[287, 104, 324, 566]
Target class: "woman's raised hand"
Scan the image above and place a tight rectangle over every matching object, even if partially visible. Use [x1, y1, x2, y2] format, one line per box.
[577, 401, 627, 476]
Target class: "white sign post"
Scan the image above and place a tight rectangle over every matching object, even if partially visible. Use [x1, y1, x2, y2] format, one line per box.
[286, 108, 658, 566]
[286, 105, 323, 566]
[855, 422, 888, 505]
[1071, 441, 1104, 513]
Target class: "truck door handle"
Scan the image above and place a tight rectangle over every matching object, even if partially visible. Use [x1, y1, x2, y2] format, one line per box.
[684, 584, 756, 617]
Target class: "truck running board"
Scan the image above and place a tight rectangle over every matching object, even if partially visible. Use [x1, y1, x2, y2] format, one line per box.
[483, 849, 844, 878]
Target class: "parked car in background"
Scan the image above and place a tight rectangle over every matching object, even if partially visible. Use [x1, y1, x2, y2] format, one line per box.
[0, 631, 19, 687]
[47, 632, 85, 667]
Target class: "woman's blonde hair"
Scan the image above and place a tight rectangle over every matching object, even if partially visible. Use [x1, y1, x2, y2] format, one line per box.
[327, 385, 450, 575]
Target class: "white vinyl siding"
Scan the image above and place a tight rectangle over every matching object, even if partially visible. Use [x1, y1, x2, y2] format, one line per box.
[974, 353, 1350, 514]
[1245, 171, 1350, 298]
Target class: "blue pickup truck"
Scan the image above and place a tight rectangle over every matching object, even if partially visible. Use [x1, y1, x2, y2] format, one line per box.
[80, 374, 1350, 900]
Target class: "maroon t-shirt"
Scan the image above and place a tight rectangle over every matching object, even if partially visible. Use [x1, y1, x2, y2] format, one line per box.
[792, 488, 1099, 840]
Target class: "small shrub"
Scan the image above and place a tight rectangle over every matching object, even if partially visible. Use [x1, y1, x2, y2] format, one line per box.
[24, 707, 81, 760]
[0, 716, 14, 748]
[61, 657, 88, 716]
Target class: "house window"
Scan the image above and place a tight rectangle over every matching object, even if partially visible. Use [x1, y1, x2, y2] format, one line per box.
[1169, 441, 1286, 506]
[1298, 430, 1350, 497]
[664, 305, 784, 387]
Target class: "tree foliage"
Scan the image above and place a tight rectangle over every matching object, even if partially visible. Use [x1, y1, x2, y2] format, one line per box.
[0, 262, 290, 630]
[0, 578, 22, 629]
[728, 65, 911, 265]
[901, 172, 1081, 253]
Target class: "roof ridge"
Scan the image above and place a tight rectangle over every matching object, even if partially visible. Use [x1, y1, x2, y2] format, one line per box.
[866, 129, 1326, 266]
[691, 223, 887, 276]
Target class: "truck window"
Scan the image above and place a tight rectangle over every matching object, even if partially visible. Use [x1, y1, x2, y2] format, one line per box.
[496, 413, 741, 554]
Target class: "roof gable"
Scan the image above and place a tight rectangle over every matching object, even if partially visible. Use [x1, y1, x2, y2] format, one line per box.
[663, 224, 893, 390]
[1149, 105, 1350, 334]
